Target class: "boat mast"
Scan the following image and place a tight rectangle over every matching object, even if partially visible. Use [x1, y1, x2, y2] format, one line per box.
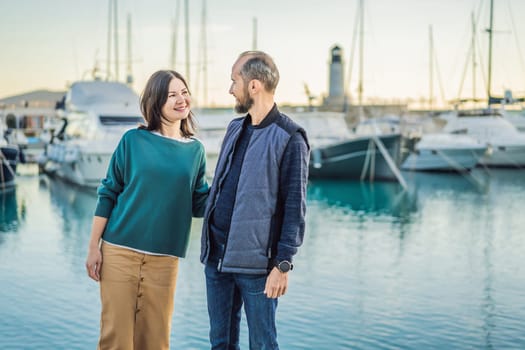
[357, 0, 364, 118]
[471, 12, 477, 102]
[105, 0, 119, 81]
[170, 0, 181, 70]
[114, 0, 119, 82]
[486, 0, 494, 104]
[126, 13, 133, 86]
[106, 0, 112, 80]
[195, 0, 208, 107]
[429, 25, 434, 111]
[184, 0, 190, 82]
[252, 17, 258, 50]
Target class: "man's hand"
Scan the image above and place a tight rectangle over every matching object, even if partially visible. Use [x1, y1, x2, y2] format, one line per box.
[264, 267, 289, 298]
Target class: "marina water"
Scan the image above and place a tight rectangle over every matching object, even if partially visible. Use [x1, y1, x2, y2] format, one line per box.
[1, 167, 524, 349]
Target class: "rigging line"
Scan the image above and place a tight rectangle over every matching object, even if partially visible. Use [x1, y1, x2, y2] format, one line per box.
[506, 0, 525, 90]
[476, 32, 488, 96]
[455, 0, 485, 100]
[456, 42, 473, 100]
[362, 0, 382, 98]
[447, 4, 476, 97]
[472, 0, 489, 99]
[345, 1, 361, 101]
[435, 149, 485, 190]
[433, 44, 447, 105]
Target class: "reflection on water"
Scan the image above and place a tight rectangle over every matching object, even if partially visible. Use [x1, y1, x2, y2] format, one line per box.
[0, 171, 524, 349]
[301, 169, 525, 349]
[43, 177, 98, 275]
[308, 179, 417, 219]
[0, 188, 25, 235]
[309, 170, 491, 215]
[46, 178, 97, 216]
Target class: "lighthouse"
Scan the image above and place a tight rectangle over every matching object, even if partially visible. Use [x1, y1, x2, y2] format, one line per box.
[323, 45, 347, 111]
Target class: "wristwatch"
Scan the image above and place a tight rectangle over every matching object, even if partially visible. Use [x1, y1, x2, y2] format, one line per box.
[276, 260, 293, 273]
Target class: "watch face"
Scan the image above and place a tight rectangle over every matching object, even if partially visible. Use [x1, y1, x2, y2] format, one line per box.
[278, 261, 291, 273]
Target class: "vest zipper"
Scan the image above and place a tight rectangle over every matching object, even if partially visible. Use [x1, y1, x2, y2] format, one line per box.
[212, 123, 245, 272]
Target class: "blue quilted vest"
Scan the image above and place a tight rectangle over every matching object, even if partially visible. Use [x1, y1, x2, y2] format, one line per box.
[200, 107, 305, 274]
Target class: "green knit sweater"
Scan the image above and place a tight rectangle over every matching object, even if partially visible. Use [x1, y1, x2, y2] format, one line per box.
[95, 128, 209, 257]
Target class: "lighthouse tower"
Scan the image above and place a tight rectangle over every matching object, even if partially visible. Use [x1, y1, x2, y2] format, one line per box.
[323, 45, 347, 111]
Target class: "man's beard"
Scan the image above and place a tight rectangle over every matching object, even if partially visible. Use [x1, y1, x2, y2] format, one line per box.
[234, 91, 254, 114]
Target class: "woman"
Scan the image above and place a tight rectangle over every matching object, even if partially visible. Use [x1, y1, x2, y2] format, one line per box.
[85, 70, 209, 350]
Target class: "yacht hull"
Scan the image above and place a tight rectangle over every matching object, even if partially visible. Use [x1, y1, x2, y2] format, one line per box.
[309, 134, 402, 180]
[480, 144, 525, 167]
[43, 151, 112, 188]
[402, 147, 486, 171]
[441, 112, 525, 168]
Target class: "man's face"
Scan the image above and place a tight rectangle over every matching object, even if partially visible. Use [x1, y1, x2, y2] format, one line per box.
[229, 57, 254, 114]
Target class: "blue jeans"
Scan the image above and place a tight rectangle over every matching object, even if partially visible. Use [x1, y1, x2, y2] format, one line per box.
[205, 263, 279, 350]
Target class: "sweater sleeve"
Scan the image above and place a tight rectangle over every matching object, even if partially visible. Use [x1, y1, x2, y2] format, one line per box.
[94, 134, 126, 218]
[192, 148, 210, 217]
[275, 130, 310, 263]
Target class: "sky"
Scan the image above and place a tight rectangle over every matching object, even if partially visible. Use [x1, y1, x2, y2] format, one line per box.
[1, 0, 524, 108]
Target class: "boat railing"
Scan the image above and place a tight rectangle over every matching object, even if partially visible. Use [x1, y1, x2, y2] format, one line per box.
[99, 115, 144, 125]
[457, 109, 503, 117]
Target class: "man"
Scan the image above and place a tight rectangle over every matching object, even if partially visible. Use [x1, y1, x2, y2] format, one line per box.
[200, 50, 310, 350]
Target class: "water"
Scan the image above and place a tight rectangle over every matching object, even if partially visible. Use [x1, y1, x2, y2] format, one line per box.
[1, 168, 524, 349]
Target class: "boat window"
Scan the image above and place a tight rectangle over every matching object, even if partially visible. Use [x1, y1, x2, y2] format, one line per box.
[99, 116, 144, 125]
[450, 128, 467, 135]
[65, 112, 95, 139]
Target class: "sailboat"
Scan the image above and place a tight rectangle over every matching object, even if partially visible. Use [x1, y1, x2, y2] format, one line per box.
[439, 0, 525, 168]
[292, 110, 404, 182]
[441, 109, 525, 167]
[401, 25, 489, 172]
[300, 0, 406, 186]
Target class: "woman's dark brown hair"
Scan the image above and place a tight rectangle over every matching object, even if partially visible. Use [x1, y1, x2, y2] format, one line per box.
[139, 70, 196, 137]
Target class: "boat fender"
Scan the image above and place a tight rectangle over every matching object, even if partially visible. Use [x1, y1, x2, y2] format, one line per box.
[312, 148, 323, 169]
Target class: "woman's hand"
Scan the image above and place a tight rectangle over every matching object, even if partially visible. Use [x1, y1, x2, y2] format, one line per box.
[86, 246, 102, 281]
[85, 216, 108, 282]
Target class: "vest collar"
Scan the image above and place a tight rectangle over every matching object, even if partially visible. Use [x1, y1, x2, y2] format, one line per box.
[244, 103, 279, 129]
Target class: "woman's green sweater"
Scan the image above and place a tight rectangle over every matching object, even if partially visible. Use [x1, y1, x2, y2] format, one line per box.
[95, 128, 209, 257]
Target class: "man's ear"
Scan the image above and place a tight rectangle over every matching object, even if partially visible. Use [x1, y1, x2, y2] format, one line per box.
[249, 79, 262, 94]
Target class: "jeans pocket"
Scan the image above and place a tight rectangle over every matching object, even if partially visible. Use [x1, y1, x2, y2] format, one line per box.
[238, 273, 267, 296]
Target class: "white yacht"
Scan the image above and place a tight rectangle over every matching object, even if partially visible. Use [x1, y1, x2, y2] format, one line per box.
[41, 80, 143, 187]
[401, 133, 487, 172]
[440, 109, 525, 167]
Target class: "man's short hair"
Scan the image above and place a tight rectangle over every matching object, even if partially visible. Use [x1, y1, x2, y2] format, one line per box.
[238, 51, 280, 93]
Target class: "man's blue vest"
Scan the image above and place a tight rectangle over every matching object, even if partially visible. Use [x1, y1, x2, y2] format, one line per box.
[200, 111, 306, 274]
